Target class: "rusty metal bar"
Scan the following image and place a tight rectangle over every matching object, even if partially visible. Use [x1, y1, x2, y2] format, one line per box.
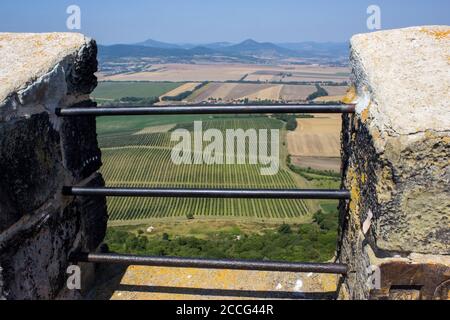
[71, 252, 348, 275]
[56, 104, 355, 117]
[63, 187, 351, 200]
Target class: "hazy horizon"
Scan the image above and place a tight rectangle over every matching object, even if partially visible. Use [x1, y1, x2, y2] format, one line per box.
[113, 38, 350, 47]
[1, 0, 449, 44]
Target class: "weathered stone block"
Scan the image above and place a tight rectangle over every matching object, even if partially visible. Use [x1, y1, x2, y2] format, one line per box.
[338, 26, 450, 299]
[0, 113, 63, 230]
[342, 26, 450, 255]
[0, 33, 106, 300]
[0, 203, 80, 299]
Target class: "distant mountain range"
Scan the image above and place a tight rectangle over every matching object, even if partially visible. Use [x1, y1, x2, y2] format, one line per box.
[98, 38, 349, 66]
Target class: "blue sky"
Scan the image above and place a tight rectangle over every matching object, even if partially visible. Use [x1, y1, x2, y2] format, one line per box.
[1, 0, 448, 44]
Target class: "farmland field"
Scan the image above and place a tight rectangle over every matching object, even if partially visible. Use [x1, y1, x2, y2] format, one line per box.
[287, 114, 342, 172]
[287, 114, 341, 158]
[91, 81, 182, 103]
[98, 63, 350, 83]
[98, 116, 315, 222]
[186, 82, 318, 103]
[159, 82, 200, 100]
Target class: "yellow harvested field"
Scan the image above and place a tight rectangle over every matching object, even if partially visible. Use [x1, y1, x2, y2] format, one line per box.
[98, 63, 350, 83]
[188, 83, 285, 102]
[287, 114, 342, 158]
[188, 83, 238, 102]
[187, 83, 325, 103]
[159, 82, 199, 99]
[242, 85, 283, 101]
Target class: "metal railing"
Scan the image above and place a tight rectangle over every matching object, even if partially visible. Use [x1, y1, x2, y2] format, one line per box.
[64, 187, 351, 200]
[71, 253, 348, 275]
[56, 104, 355, 117]
[59, 103, 354, 277]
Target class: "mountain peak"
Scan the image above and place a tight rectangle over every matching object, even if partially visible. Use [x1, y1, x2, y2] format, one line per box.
[136, 38, 182, 49]
[240, 39, 259, 45]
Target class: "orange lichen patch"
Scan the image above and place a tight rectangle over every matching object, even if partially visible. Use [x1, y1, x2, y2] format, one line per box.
[361, 108, 370, 123]
[420, 28, 450, 40]
[341, 86, 357, 104]
[347, 168, 361, 214]
[108, 266, 339, 300]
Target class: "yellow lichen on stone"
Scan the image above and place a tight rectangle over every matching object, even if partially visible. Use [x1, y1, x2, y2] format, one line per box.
[420, 27, 450, 40]
[361, 173, 367, 184]
[347, 168, 361, 214]
[342, 86, 357, 104]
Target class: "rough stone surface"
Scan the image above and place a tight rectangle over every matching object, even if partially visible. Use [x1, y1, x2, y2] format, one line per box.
[0, 33, 92, 105]
[0, 113, 63, 231]
[0, 203, 79, 299]
[0, 33, 106, 300]
[90, 265, 339, 300]
[338, 26, 450, 300]
[349, 26, 450, 135]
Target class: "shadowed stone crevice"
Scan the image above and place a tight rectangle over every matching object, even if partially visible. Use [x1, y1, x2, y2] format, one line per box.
[61, 100, 102, 180]
[76, 174, 109, 252]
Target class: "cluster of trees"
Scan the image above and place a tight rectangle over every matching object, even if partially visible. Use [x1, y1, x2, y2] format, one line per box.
[97, 96, 160, 107]
[105, 209, 339, 263]
[273, 114, 298, 131]
[307, 84, 329, 101]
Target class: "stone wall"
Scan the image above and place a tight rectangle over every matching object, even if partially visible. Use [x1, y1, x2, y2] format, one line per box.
[338, 26, 450, 300]
[0, 33, 107, 299]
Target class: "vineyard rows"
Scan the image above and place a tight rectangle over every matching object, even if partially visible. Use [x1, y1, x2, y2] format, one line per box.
[99, 117, 310, 221]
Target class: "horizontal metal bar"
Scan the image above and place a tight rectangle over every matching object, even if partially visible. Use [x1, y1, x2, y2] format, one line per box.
[71, 253, 348, 275]
[56, 104, 355, 117]
[63, 187, 351, 200]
